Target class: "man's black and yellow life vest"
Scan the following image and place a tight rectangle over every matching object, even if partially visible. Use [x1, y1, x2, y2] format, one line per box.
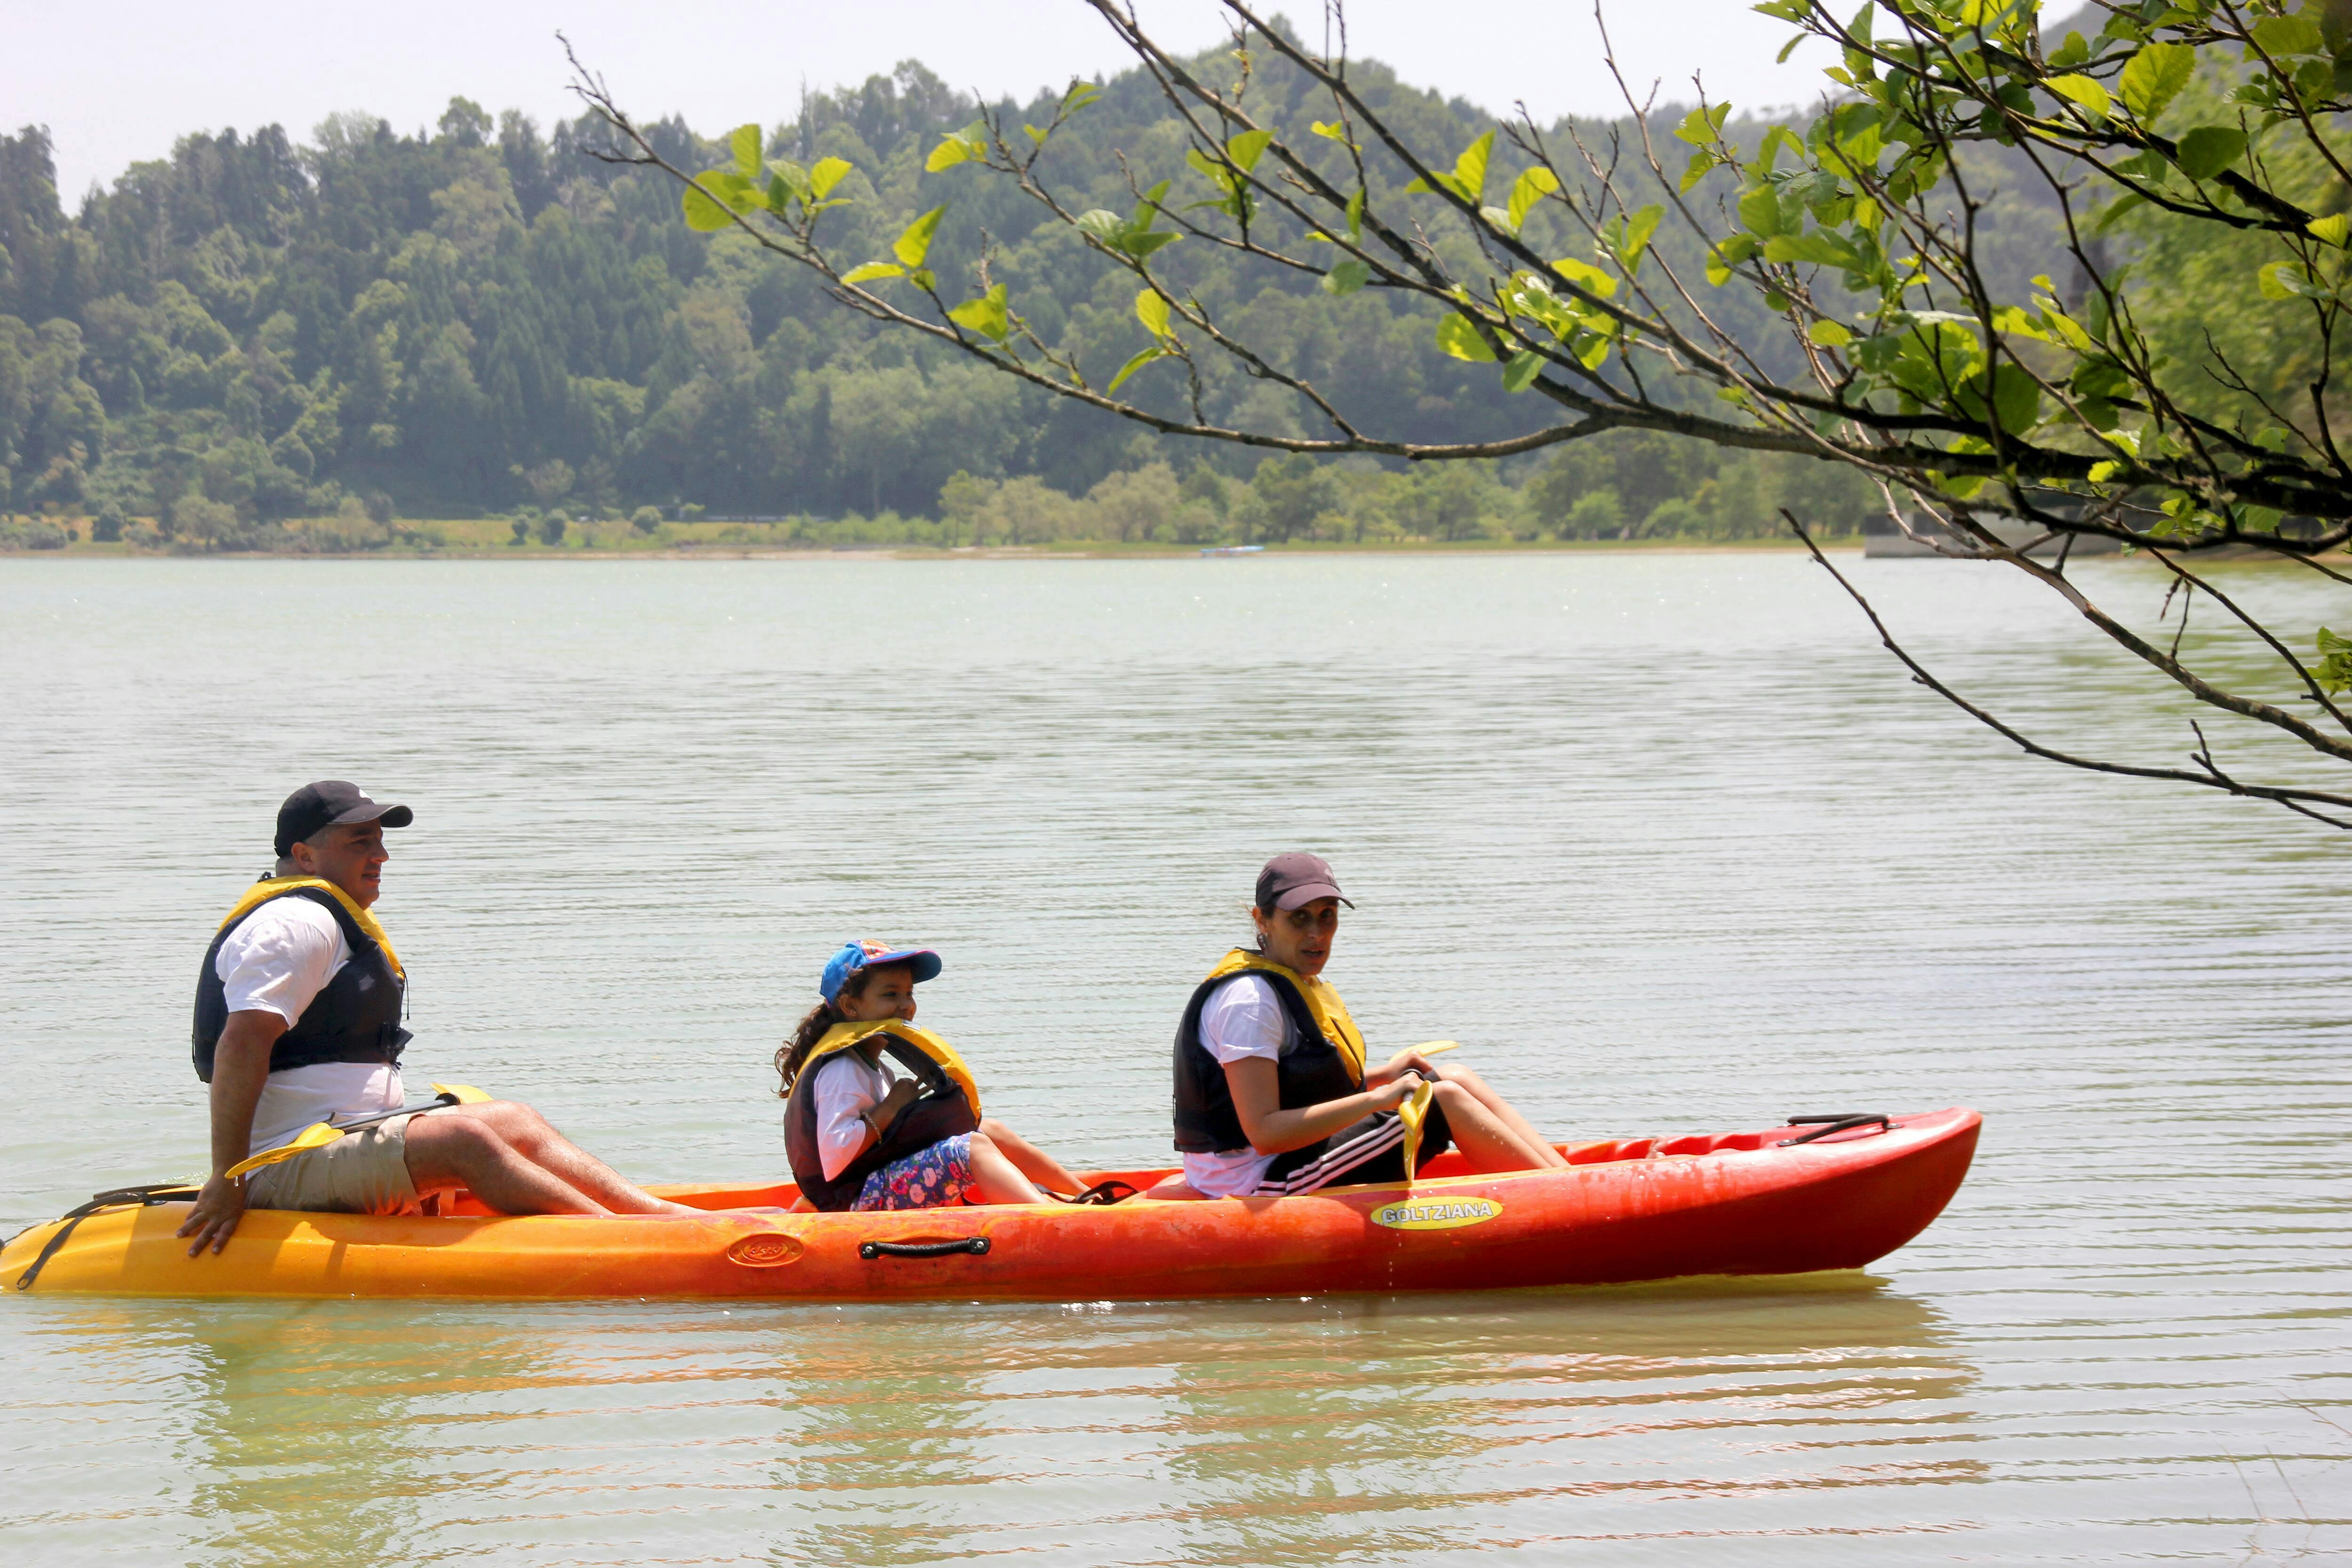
[1172, 950, 1368, 1170]
[783, 1021, 984, 1211]
[191, 877, 411, 1082]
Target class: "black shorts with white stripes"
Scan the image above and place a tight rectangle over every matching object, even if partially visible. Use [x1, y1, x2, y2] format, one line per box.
[1256, 1102, 1454, 1195]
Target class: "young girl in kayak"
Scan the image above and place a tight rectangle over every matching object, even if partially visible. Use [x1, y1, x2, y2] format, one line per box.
[1171, 853, 1567, 1197]
[778, 941, 1083, 1210]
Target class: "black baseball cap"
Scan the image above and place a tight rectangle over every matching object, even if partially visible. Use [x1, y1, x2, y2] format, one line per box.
[274, 781, 413, 857]
[1255, 852, 1354, 912]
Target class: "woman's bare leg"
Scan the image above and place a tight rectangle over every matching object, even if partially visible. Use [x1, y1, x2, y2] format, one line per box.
[1431, 1067, 1567, 1168]
[1428, 1082, 1556, 1174]
[964, 1133, 1047, 1205]
[977, 1117, 1083, 1193]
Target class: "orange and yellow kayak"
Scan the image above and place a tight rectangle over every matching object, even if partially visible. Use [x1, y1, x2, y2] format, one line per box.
[2, 1108, 1979, 1300]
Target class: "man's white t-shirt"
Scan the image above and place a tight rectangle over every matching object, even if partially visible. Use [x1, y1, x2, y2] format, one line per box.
[1181, 975, 1300, 1197]
[808, 1051, 897, 1182]
[215, 898, 404, 1155]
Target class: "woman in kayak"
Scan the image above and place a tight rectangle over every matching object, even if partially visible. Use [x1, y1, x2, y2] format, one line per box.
[1171, 853, 1567, 1197]
[778, 941, 1083, 1210]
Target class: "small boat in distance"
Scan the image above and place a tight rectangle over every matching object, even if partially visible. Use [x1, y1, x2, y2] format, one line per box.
[2, 1109, 1979, 1301]
[1200, 543, 1265, 557]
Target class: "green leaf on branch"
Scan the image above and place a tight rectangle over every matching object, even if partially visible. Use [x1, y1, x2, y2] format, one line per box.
[2251, 15, 2327, 59]
[1405, 130, 1494, 203]
[927, 121, 989, 172]
[1551, 256, 1618, 298]
[2045, 73, 2111, 120]
[841, 262, 906, 285]
[1077, 185, 1181, 259]
[809, 158, 853, 200]
[1136, 288, 1173, 341]
[1501, 350, 1545, 392]
[1957, 361, 2043, 434]
[1738, 185, 1785, 237]
[1705, 233, 1759, 285]
[893, 207, 947, 268]
[1226, 129, 1274, 172]
[2174, 126, 2247, 181]
[1435, 312, 1498, 362]
[1601, 204, 1664, 272]
[730, 123, 763, 178]
[1764, 229, 1865, 269]
[2309, 214, 2352, 247]
[1322, 258, 1371, 295]
[682, 182, 735, 232]
[1311, 119, 1358, 148]
[1106, 346, 1169, 394]
[948, 283, 1010, 341]
[2258, 259, 2322, 299]
[2315, 628, 2352, 694]
[2120, 42, 2194, 120]
[1809, 319, 1854, 347]
[1674, 102, 1732, 146]
[1506, 167, 1560, 232]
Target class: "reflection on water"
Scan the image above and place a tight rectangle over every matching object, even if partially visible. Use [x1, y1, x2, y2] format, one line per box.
[2, 556, 2348, 1562]
[9, 1277, 1976, 1566]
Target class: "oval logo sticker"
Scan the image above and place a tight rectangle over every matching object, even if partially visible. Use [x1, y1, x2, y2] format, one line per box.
[1371, 1196, 1502, 1231]
[727, 1233, 805, 1267]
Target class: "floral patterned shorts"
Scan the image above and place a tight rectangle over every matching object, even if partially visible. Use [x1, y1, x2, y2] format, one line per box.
[853, 1133, 975, 1211]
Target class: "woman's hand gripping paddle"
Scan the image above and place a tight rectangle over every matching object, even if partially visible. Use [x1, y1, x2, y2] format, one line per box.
[1392, 1043, 1459, 1186]
[1397, 1077, 1438, 1186]
[221, 1082, 492, 1179]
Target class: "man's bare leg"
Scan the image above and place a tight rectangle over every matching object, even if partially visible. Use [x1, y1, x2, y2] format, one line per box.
[1430, 1066, 1568, 1168]
[403, 1112, 610, 1215]
[413, 1102, 700, 1215]
[977, 1117, 1083, 1194]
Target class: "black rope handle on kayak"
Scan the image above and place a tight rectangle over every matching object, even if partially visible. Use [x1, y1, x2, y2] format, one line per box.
[1778, 1114, 1894, 1147]
[12, 1183, 201, 1292]
[859, 1236, 993, 1260]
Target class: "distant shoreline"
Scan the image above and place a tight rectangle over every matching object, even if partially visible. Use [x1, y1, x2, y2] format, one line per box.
[8, 536, 1861, 563]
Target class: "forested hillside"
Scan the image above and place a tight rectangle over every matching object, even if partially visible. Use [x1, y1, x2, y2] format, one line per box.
[0, 41, 2032, 550]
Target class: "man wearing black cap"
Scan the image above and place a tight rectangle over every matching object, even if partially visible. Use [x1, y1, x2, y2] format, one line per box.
[178, 781, 695, 1256]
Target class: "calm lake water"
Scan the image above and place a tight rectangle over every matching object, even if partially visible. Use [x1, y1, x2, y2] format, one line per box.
[1, 552, 2345, 1564]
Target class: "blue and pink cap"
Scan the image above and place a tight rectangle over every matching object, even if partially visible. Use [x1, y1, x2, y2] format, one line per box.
[819, 940, 943, 1003]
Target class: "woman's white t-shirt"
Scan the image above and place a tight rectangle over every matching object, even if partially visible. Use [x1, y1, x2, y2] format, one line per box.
[808, 1050, 898, 1181]
[1181, 975, 1299, 1197]
[214, 899, 405, 1155]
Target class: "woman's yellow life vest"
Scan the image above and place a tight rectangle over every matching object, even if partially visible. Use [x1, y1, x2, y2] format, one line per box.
[1200, 949, 1366, 1081]
[782, 1020, 986, 1210]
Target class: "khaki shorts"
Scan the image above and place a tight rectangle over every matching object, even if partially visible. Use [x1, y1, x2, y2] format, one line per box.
[244, 1113, 422, 1216]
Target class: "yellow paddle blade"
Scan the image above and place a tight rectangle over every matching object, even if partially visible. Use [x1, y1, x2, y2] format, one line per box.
[1397, 1077, 1437, 1187]
[1413, 1041, 1462, 1057]
[222, 1119, 346, 1180]
[431, 1082, 494, 1104]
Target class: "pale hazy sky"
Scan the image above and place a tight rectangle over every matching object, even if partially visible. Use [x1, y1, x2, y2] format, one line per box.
[6, 1, 1835, 202]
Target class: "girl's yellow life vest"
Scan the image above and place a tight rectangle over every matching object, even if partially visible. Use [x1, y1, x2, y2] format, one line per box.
[215, 876, 404, 980]
[1201, 948, 1367, 1081]
[799, 1019, 984, 1114]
